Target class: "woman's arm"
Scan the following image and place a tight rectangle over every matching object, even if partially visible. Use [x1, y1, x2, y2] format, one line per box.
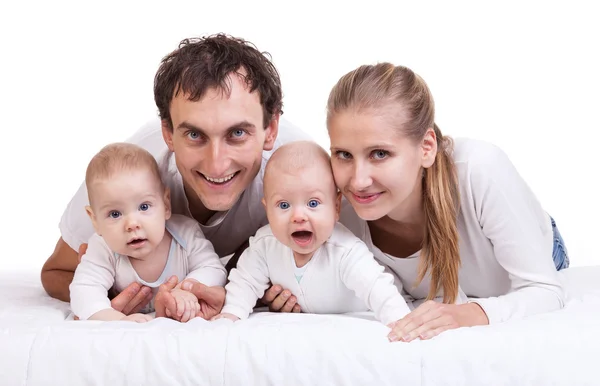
[464, 142, 565, 323]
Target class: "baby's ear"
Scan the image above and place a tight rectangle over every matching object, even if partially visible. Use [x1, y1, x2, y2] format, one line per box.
[163, 187, 172, 220]
[85, 206, 100, 235]
[335, 191, 342, 220]
[261, 197, 266, 209]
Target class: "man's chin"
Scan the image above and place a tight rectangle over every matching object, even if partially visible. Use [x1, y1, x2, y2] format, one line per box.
[200, 194, 242, 213]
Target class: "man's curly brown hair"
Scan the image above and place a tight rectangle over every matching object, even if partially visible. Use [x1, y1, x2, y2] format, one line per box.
[154, 33, 284, 130]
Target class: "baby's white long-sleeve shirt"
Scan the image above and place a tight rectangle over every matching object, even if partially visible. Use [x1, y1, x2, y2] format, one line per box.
[222, 223, 411, 325]
[70, 214, 226, 320]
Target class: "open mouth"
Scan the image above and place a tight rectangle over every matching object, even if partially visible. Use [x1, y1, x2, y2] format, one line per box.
[127, 238, 147, 246]
[291, 231, 313, 247]
[200, 171, 240, 185]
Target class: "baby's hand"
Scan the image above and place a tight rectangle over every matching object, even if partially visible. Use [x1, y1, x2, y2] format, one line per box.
[170, 288, 200, 323]
[211, 313, 240, 322]
[121, 313, 153, 323]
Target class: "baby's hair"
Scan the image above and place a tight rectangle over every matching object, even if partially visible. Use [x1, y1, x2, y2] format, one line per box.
[85, 142, 164, 199]
[264, 140, 333, 183]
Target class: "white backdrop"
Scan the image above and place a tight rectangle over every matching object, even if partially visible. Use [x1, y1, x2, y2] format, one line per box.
[1, 0, 598, 270]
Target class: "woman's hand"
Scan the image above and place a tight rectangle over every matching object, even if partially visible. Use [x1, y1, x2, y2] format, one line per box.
[388, 301, 489, 342]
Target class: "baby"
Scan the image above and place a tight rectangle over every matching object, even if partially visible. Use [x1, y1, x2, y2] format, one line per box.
[70, 143, 227, 322]
[213, 141, 411, 325]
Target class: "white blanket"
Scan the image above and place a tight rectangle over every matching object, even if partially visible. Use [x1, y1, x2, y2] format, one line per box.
[1, 267, 599, 385]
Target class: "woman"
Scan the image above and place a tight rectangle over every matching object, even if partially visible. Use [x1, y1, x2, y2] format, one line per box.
[263, 62, 569, 341]
[326, 62, 568, 342]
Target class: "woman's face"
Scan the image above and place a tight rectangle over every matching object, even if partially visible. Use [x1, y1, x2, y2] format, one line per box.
[328, 107, 436, 222]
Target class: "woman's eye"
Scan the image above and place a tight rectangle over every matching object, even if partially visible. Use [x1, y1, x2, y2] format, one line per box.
[373, 150, 388, 159]
[336, 151, 352, 160]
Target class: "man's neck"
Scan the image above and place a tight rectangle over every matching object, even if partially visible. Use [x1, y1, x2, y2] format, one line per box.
[183, 184, 216, 225]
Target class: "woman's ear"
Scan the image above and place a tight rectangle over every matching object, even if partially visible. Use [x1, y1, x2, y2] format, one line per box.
[421, 127, 438, 169]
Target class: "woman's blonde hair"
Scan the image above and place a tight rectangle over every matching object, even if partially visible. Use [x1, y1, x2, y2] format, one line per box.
[326, 63, 461, 303]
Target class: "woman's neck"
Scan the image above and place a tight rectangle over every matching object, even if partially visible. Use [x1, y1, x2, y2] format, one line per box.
[369, 183, 426, 258]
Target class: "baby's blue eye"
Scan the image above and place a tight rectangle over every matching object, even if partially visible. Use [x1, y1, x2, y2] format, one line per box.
[109, 211, 121, 219]
[139, 203, 150, 211]
[308, 200, 319, 208]
[278, 202, 290, 210]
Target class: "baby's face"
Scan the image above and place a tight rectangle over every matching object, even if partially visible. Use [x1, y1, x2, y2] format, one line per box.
[264, 164, 340, 258]
[88, 168, 170, 259]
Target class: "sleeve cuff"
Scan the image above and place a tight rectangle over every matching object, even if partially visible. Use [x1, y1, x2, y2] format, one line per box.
[221, 304, 250, 320]
[468, 297, 499, 324]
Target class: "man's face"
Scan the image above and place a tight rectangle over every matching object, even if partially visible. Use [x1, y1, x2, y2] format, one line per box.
[162, 72, 279, 213]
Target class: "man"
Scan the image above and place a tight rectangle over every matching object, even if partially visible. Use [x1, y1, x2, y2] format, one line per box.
[41, 34, 307, 319]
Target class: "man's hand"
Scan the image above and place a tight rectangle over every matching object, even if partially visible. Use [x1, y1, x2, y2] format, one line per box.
[76, 243, 88, 263]
[155, 276, 225, 321]
[261, 284, 302, 313]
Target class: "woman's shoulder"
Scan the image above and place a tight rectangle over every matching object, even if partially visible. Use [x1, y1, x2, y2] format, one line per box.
[452, 137, 508, 166]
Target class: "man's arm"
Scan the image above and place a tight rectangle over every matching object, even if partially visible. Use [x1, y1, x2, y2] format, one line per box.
[40, 237, 78, 302]
[41, 237, 154, 315]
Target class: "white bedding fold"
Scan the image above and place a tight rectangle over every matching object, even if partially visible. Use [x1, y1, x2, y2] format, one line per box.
[1, 267, 599, 385]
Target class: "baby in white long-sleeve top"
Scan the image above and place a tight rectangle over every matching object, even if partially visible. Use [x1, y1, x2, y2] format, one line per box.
[70, 143, 226, 323]
[213, 141, 411, 326]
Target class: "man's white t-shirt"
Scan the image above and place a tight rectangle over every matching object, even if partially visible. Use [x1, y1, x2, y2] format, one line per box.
[59, 117, 313, 258]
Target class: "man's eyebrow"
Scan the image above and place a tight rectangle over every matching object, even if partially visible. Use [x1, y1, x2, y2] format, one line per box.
[176, 120, 256, 134]
[176, 121, 205, 134]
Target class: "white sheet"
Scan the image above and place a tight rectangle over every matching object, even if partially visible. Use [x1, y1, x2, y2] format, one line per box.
[1, 266, 599, 385]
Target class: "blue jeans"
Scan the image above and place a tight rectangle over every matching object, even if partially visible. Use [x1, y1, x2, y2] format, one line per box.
[550, 216, 569, 270]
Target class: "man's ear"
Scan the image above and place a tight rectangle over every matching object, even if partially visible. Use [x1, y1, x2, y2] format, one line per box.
[263, 114, 280, 151]
[421, 127, 438, 169]
[85, 205, 100, 235]
[161, 119, 175, 152]
[163, 187, 172, 220]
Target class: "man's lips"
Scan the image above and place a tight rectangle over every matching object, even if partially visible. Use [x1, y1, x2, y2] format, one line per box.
[199, 171, 240, 185]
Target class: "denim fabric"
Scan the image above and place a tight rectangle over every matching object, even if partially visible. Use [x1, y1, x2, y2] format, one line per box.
[550, 216, 570, 270]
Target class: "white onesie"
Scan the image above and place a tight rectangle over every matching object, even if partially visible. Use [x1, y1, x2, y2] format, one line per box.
[222, 222, 411, 325]
[70, 214, 227, 320]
